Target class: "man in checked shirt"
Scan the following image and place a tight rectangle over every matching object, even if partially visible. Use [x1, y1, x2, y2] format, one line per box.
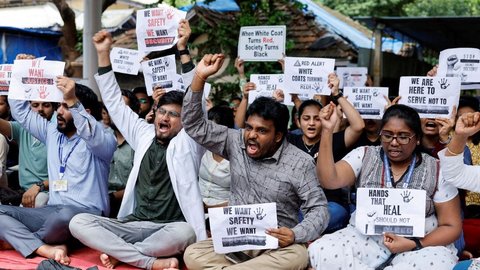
[182, 53, 329, 270]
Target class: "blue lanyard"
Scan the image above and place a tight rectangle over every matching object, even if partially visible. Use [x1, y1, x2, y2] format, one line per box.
[58, 135, 81, 179]
[383, 152, 416, 189]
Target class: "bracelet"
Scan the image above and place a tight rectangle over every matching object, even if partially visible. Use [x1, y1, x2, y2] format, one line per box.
[439, 135, 452, 145]
[194, 71, 207, 83]
[178, 49, 190, 56]
[446, 147, 463, 156]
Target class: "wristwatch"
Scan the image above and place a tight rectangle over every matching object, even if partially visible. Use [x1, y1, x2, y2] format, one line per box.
[35, 181, 45, 192]
[178, 49, 190, 56]
[409, 237, 423, 251]
[68, 100, 81, 109]
[331, 91, 343, 105]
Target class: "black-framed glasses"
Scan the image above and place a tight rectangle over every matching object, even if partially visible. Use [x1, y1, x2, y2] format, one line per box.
[156, 107, 180, 118]
[379, 132, 416, 145]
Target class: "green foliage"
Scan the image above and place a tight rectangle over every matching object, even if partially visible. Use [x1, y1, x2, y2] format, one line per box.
[403, 0, 480, 16]
[75, 30, 83, 53]
[191, 0, 300, 104]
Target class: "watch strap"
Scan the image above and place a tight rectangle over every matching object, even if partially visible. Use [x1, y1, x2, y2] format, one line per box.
[178, 49, 190, 56]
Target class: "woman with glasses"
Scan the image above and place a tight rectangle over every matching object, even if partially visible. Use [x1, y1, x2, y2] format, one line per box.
[309, 104, 461, 270]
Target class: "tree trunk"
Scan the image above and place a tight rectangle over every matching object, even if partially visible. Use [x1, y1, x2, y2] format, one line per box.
[52, 0, 79, 77]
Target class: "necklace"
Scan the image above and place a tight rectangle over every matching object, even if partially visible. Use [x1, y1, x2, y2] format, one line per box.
[302, 138, 317, 153]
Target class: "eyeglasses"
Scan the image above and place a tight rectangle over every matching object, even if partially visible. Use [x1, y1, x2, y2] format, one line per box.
[156, 107, 180, 118]
[138, 98, 148, 104]
[379, 132, 416, 145]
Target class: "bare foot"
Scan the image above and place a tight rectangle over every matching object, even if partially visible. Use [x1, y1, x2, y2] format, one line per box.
[0, 240, 13, 250]
[36, 244, 70, 265]
[151, 257, 179, 270]
[100, 253, 121, 269]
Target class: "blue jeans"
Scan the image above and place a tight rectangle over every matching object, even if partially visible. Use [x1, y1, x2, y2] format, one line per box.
[298, 202, 349, 234]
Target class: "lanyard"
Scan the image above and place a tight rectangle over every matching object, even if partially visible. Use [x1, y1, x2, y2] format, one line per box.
[383, 152, 416, 189]
[58, 135, 81, 179]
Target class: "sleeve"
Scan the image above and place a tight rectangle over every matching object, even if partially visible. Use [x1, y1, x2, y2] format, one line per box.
[434, 169, 459, 203]
[95, 70, 152, 151]
[8, 98, 48, 144]
[342, 146, 366, 178]
[69, 103, 117, 162]
[10, 121, 21, 142]
[181, 89, 232, 159]
[291, 160, 329, 243]
[438, 147, 480, 193]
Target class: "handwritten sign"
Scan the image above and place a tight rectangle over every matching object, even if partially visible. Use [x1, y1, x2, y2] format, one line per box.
[437, 48, 480, 90]
[398, 76, 460, 118]
[336, 67, 368, 88]
[0, 64, 13, 95]
[8, 59, 65, 102]
[238, 25, 286, 62]
[208, 203, 278, 254]
[344, 87, 388, 119]
[110, 47, 142, 75]
[356, 188, 426, 237]
[136, 5, 186, 53]
[141, 54, 177, 95]
[284, 57, 335, 95]
[248, 74, 284, 104]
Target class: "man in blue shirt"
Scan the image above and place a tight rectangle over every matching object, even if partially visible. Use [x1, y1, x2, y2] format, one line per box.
[0, 73, 116, 265]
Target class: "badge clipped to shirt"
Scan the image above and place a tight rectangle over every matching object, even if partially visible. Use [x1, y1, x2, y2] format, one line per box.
[53, 179, 68, 192]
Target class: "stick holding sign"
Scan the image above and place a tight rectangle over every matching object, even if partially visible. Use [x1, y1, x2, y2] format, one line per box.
[398, 76, 460, 119]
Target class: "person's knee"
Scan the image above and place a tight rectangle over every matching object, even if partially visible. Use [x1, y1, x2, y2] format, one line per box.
[176, 222, 196, 247]
[284, 244, 308, 270]
[69, 213, 96, 238]
[183, 244, 201, 270]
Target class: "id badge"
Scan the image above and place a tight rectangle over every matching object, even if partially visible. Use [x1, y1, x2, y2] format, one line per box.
[53, 179, 68, 192]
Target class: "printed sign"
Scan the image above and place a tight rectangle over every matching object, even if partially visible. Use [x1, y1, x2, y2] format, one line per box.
[141, 55, 177, 95]
[0, 64, 13, 95]
[284, 57, 335, 95]
[208, 203, 278, 254]
[356, 188, 426, 237]
[110, 47, 142, 75]
[336, 67, 368, 88]
[437, 48, 480, 90]
[344, 87, 388, 119]
[398, 76, 460, 118]
[238, 25, 286, 62]
[136, 5, 186, 53]
[9, 59, 65, 102]
[203, 82, 212, 99]
[248, 74, 284, 104]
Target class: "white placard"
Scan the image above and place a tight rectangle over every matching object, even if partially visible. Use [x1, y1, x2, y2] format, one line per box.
[0, 64, 13, 95]
[110, 47, 142, 75]
[437, 48, 480, 89]
[208, 203, 278, 254]
[9, 59, 65, 102]
[136, 5, 186, 53]
[203, 82, 212, 99]
[356, 188, 426, 237]
[172, 73, 185, 92]
[248, 74, 284, 104]
[284, 57, 335, 95]
[238, 25, 286, 62]
[141, 55, 177, 95]
[398, 76, 460, 118]
[344, 87, 389, 120]
[336, 67, 368, 88]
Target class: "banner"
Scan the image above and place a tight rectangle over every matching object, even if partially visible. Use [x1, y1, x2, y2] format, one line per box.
[0, 64, 13, 95]
[238, 25, 286, 62]
[437, 48, 480, 90]
[8, 59, 65, 102]
[248, 74, 284, 104]
[208, 203, 278, 254]
[110, 47, 142, 75]
[136, 5, 186, 52]
[356, 188, 426, 237]
[344, 87, 388, 119]
[141, 55, 177, 95]
[284, 57, 335, 95]
[398, 76, 460, 118]
[336, 67, 368, 88]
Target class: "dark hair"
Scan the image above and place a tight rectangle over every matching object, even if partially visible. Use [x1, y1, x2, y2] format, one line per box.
[231, 96, 242, 103]
[381, 104, 422, 144]
[121, 89, 140, 114]
[75, 83, 101, 120]
[132, 86, 147, 95]
[298, 99, 322, 118]
[246, 96, 289, 137]
[459, 95, 479, 112]
[208, 105, 234, 128]
[157, 90, 184, 109]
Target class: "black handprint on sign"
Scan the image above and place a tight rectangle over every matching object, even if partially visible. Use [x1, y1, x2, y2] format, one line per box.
[439, 78, 450, 90]
[401, 190, 414, 203]
[254, 207, 266, 220]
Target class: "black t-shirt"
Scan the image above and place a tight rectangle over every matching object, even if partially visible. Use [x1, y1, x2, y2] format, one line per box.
[349, 130, 381, 151]
[287, 131, 349, 207]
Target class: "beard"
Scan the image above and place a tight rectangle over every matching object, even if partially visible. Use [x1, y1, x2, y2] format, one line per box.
[57, 117, 76, 134]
